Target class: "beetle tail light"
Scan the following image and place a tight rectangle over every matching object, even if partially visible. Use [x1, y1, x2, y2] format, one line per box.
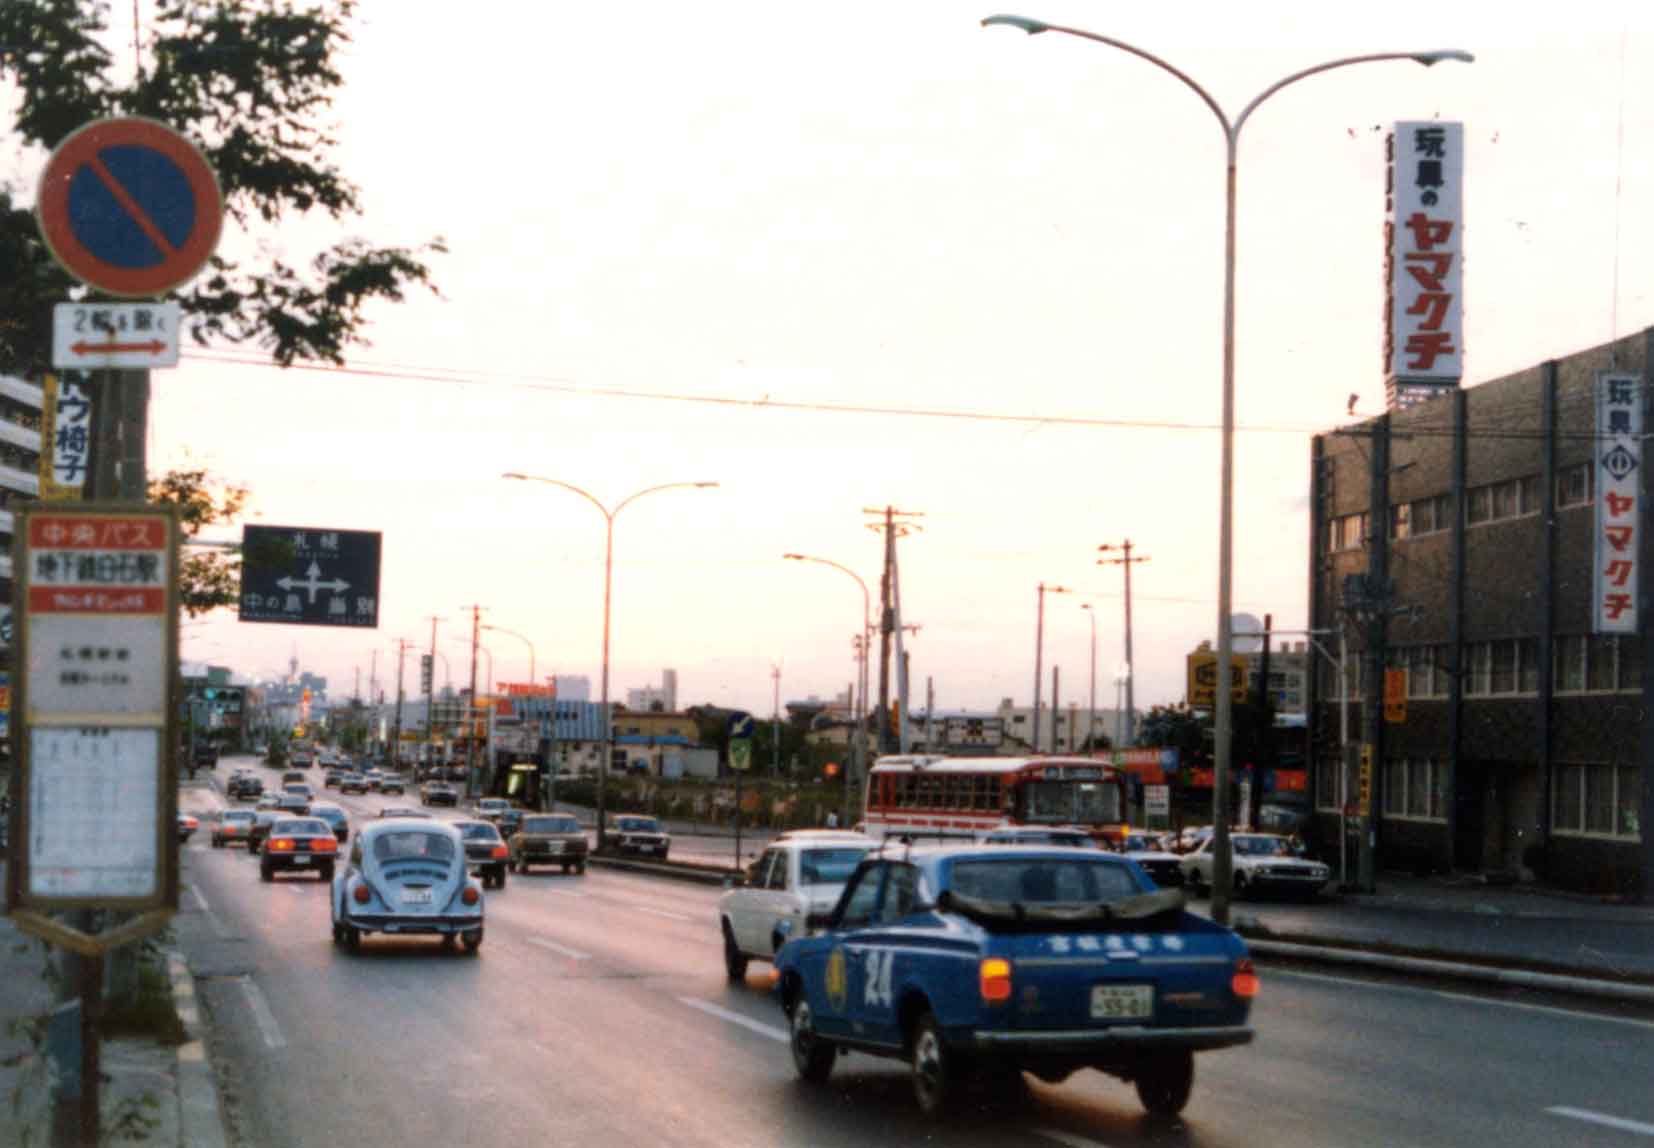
[491, 845, 508, 860]
[352, 883, 371, 904]
[461, 885, 481, 905]
[1231, 957, 1260, 999]
[979, 957, 1013, 1003]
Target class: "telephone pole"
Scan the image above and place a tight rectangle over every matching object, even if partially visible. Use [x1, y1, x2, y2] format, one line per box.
[425, 616, 444, 773]
[1033, 582, 1069, 752]
[462, 605, 485, 798]
[863, 506, 923, 753]
[391, 639, 413, 769]
[1098, 540, 1150, 744]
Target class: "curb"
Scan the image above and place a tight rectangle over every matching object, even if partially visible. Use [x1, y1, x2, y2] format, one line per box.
[588, 855, 734, 886]
[1245, 937, 1654, 1005]
[166, 951, 228, 1148]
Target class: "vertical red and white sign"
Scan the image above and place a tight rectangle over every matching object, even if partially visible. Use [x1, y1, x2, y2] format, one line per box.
[1594, 373, 1642, 634]
[1386, 121, 1464, 390]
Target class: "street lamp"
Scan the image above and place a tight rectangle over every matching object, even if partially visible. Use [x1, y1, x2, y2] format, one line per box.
[1080, 603, 1097, 753]
[482, 624, 536, 684]
[1033, 582, 1069, 753]
[983, 15, 1470, 925]
[783, 552, 872, 822]
[502, 474, 720, 845]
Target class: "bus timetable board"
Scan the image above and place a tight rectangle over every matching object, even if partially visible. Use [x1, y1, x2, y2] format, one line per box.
[5, 504, 180, 933]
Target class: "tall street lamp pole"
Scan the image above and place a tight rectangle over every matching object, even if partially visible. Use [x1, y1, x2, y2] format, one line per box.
[783, 553, 872, 823]
[1033, 582, 1069, 753]
[503, 474, 719, 845]
[482, 624, 536, 685]
[983, 14, 1471, 924]
[1080, 603, 1097, 752]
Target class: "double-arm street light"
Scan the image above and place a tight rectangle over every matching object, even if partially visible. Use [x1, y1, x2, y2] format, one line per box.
[783, 553, 872, 822]
[482, 624, 536, 685]
[983, 15, 1471, 923]
[502, 474, 720, 844]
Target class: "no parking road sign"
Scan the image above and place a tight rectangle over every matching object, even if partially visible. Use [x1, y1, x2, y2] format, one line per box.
[37, 117, 223, 298]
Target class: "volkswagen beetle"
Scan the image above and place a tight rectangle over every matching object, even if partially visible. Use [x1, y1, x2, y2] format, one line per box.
[331, 819, 484, 954]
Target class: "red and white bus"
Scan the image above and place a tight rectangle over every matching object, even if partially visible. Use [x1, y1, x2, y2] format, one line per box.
[861, 755, 1131, 847]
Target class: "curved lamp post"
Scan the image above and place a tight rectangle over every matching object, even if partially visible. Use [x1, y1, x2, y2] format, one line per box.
[982, 14, 1471, 923]
[783, 552, 872, 822]
[502, 474, 719, 844]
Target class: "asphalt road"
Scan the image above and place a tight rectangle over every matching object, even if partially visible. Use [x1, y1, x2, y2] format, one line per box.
[175, 759, 1654, 1148]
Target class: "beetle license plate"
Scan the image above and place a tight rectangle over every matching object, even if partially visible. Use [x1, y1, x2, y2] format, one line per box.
[401, 889, 433, 905]
[1090, 984, 1153, 1020]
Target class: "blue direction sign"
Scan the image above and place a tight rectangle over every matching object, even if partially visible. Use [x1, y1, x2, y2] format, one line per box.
[36, 117, 223, 298]
[727, 711, 755, 740]
[239, 525, 381, 629]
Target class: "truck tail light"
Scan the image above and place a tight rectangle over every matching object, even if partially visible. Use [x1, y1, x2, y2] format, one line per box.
[462, 886, 480, 905]
[491, 845, 508, 860]
[352, 883, 371, 904]
[979, 957, 1013, 1003]
[1231, 957, 1260, 999]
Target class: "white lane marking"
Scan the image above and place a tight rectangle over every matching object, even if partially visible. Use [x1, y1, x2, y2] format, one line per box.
[526, 937, 591, 961]
[239, 978, 286, 1050]
[1037, 1128, 1116, 1148]
[630, 905, 692, 922]
[678, 997, 788, 1044]
[190, 885, 211, 913]
[544, 889, 587, 898]
[1545, 1107, 1654, 1138]
[1269, 968, 1654, 1032]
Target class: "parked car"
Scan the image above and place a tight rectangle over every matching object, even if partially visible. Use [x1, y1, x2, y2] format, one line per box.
[719, 833, 872, 980]
[603, 815, 670, 858]
[1121, 831, 1185, 888]
[1180, 832, 1331, 899]
[453, 820, 509, 889]
[309, 802, 350, 843]
[212, 809, 258, 848]
[509, 814, 589, 875]
[772, 845, 1256, 1119]
[331, 820, 484, 953]
[982, 827, 1097, 848]
[260, 817, 340, 882]
[420, 781, 459, 807]
[177, 813, 199, 843]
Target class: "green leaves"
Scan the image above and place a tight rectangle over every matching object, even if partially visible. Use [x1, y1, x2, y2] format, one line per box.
[148, 468, 250, 617]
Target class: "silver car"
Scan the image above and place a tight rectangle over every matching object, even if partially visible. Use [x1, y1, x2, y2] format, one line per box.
[331, 819, 484, 953]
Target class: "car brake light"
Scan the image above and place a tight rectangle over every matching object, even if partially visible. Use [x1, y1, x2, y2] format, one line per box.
[979, 957, 1013, 1003]
[353, 883, 371, 904]
[461, 886, 480, 905]
[269, 838, 295, 852]
[1231, 957, 1260, 998]
[491, 845, 508, 860]
[314, 838, 337, 852]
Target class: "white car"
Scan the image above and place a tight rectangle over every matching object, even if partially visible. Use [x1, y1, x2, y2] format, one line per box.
[719, 833, 873, 981]
[1180, 832, 1330, 899]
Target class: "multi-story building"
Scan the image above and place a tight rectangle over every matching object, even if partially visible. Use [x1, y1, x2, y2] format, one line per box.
[625, 668, 678, 712]
[1309, 329, 1652, 894]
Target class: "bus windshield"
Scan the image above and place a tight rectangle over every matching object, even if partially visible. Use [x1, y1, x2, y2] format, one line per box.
[1021, 780, 1122, 825]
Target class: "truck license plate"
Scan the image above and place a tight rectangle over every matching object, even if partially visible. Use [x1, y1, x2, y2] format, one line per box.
[1090, 984, 1153, 1020]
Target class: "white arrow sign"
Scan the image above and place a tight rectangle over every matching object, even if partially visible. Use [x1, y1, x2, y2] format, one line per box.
[276, 561, 350, 604]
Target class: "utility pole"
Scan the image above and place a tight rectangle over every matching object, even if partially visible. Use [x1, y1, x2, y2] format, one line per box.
[392, 640, 411, 770]
[1098, 540, 1150, 744]
[1357, 417, 1392, 892]
[425, 616, 443, 774]
[462, 605, 484, 799]
[1081, 603, 1098, 752]
[1033, 582, 1069, 753]
[770, 664, 782, 775]
[1051, 666, 1061, 752]
[863, 507, 923, 753]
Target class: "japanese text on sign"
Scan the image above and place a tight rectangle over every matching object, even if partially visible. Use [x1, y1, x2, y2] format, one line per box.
[27, 727, 161, 898]
[51, 302, 181, 370]
[38, 375, 93, 501]
[1594, 373, 1641, 634]
[1385, 122, 1464, 392]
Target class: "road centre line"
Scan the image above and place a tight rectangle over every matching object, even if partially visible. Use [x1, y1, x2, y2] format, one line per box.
[526, 937, 591, 961]
[1036, 1128, 1116, 1148]
[630, 904, 693, 922]
[1267, 968, 1654, 1031]
[1545, 1107, 1654, 1138]
[239, 977, 286, 1050]
[678, 997, 788, 1044]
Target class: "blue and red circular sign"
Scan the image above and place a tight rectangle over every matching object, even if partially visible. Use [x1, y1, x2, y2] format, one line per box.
[37, 117, 223, 298]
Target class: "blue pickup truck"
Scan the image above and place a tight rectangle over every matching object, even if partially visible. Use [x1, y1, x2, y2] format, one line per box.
[773, 844, 1256, 1119]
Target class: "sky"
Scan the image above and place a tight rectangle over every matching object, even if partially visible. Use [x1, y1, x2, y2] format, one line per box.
[7, 0, 1654, 718]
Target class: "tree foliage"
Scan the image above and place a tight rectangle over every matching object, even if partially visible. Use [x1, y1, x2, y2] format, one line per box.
[0, 0, 443, 377]
[148, 467, 248, 616]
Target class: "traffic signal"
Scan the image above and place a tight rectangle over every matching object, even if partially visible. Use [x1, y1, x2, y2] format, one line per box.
[203, 688, 217, 700]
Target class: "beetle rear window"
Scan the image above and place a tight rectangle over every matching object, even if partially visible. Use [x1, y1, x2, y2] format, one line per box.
[949, 859, 1140, 903]
[372, 831, 457, 862]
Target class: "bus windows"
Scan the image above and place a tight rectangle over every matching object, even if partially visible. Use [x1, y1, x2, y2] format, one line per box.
[1074, 782, 1121, 825]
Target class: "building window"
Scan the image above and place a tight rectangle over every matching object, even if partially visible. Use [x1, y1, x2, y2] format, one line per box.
[1404, 645, 1450, 699]
[1587, 636, 1618, 692]
[1554, 635, 1586, 693]
[1383, 758, 1406, 816]
[1466, 486, 1492, 525]
[1316, 754, 1341, 811]
[1553, 763, 1641, 840]
[1390, 503, 1411, 540]
[1384, 757, 1446, 821]
[1328, 512, 1368, 552]
[1489, 641, 1516, 695]
[1465, 476, 1541, 527]
[1519, 475, 1541, 514]
[1620, 638, 1642, 691]
[1556, 462, 1592, 509]
[1464, 642, 1492, 696]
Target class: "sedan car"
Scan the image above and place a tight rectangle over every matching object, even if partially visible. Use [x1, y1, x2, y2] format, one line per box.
[603, 815, 670, 858]
[227, 773, 263, 801]
[331, 819, 484, 954]
[337, 772, 370, 795]
[260, 817, 339, 881]
[1122, 831, 1185, 889]
[510, 814, 589, 875]
[453, 820, 509, 888]
[474, 797, 512, 825]
[378, 805, 432, 820]
[1180, 833, 1331, 899]
[309, 802, 350, 843]
[773, 846, 1255, 1120]
[495, 808, 523, 839]
[323, 768, 346, 789]
[377, 773, 405, 796]
[420, 782, 459, 807]
[247, 810, 282, 854]
[177, 813, 199, 843]
[719, 834, 871, 980]
[276, 793, 311, 817]
[256, 792, 281, 811]
[212, 809, 258, 848]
